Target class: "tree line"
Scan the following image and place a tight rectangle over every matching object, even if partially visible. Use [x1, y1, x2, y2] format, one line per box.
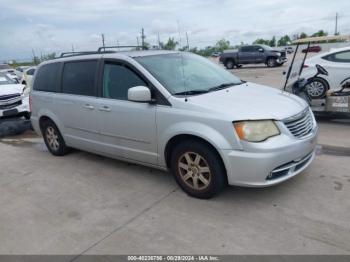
[11, 29, 346, 65]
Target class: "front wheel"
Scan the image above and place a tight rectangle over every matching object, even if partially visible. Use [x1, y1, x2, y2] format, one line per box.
[170, 140, 226, 199]
[266, 58, 277, 67]
[305, 77, 328, 99]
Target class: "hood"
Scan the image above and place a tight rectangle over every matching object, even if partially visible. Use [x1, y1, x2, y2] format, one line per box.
[0, 84, 25, 96]
[185, 82, 307, 121]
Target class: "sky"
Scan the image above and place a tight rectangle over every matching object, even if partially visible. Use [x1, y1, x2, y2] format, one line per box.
[0, 0, 350, 61]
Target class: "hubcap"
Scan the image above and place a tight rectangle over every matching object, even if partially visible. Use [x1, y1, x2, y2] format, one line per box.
[178, 152, 211, 191]
[46, 126, 59, 151]
[306, 81, 325, 97]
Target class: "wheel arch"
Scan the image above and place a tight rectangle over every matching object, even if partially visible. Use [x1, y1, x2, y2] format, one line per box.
[164, 134, 227, 176]
[38, 112, 64, 138]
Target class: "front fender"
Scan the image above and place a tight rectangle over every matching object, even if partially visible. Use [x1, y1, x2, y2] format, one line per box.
[158, 121, 241, 167]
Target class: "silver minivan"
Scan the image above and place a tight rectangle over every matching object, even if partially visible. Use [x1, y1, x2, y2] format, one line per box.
[31, 50, 318, 198]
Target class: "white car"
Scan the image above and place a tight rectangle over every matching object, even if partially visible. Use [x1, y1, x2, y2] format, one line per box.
[0, 64, 19, 83]
[0, 73, 30, 119]
[15, 66, 30, 78]
[301, 46, 350, 98]
[20, 66, 36, 88]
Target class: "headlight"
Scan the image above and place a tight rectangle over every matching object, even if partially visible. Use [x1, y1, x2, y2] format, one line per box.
[276, 52, 281, 57]
[233, 120, 280, 142]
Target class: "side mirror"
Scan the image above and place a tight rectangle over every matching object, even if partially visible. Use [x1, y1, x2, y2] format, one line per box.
[259, 48, 264, 52]
[128, 86, 152, 102]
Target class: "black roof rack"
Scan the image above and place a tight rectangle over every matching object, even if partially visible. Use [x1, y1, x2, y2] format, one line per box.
[97, 45, 144, 52]
[60, 51, 99, 58]
[59, 46, 145, 59]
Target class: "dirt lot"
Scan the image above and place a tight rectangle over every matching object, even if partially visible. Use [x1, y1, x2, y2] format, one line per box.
[0, 60, 350, 255]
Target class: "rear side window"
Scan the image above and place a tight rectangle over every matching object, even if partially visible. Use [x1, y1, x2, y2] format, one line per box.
[62, 60, 98, 96]
[33, 63, 60, 92]
[27, 69, 35, 75]
[102, 63, 147, 100]
[323, 51, 350, 63]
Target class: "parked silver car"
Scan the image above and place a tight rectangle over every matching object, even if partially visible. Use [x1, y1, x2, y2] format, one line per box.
[31, 51, 318, 198]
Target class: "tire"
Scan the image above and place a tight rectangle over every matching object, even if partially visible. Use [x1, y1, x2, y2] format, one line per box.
[41, 120, 69, 156]
[170, 140, 226, 199]
[266, 58, 277, 67]
[24, 113, 31, 120]
[225, 59, 235, 70]
[305, 77, 329, 99]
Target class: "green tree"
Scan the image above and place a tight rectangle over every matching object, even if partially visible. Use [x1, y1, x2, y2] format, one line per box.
[215, 38, 230, 51]
[311, 30, 328, 37]
[253, 38, 270, 45]
[269, 36, 276, 47]
[160, 38, 178, 50]
[299, 32, 308, 39]
[277, 35, 291, 46]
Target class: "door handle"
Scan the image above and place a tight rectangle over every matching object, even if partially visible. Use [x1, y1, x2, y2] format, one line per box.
[99, 106, 111, 112]
[83, 104, 95, 110]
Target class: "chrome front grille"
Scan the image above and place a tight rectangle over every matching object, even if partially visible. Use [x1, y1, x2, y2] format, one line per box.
[283, 108, 314, 139]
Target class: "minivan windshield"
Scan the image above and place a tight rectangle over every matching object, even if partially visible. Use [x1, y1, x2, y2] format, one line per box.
[135, 53, 243, 95]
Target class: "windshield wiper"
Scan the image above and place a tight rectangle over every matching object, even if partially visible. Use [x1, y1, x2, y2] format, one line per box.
[208, 82, 243, 92]
[173, 90, 209, 96]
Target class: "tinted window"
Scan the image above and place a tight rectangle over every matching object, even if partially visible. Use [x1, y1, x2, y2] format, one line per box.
[27, 69, 35, 75]
[62, 60, 97, 96]
[33, 63, 60, 92]
[240, 46, 253, 52]
[103, 63, 147, 100]
[252, 46, 262, 52]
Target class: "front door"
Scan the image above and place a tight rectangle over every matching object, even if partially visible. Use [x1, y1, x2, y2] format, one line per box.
[96, 61, 158, 165]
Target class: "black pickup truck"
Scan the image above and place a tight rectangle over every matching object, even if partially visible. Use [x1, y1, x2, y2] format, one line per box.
[219, 44, 287, 69]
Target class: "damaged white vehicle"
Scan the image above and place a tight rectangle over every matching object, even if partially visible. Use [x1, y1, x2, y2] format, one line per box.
[0, 73, 30, 119]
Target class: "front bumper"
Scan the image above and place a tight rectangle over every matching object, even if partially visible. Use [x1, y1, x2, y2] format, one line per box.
[277, 57, 287, 64]
[0, 96, 30, 118]
[220, 124, 318, 187]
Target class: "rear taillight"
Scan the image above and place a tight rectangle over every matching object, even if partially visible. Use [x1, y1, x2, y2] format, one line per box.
[29, 95, 32, 112]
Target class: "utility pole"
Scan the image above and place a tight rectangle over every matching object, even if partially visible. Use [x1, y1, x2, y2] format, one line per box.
[71, 44, 75, 53]
[32, 49, 37, 65]
[335, 12, 338, 35]
[157, 32, 161, 49]
[141, 28, 145, 49]
[186, 31, 189, 50]
[101, 33, 105, 48]
[177, 20, 182, 49]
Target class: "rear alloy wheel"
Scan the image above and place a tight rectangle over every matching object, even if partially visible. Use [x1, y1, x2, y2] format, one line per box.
[170, 140, 226, 199]
[306, 77, 328, 99]
[267, 58, 277, 67]
[42, 121, 69, 156]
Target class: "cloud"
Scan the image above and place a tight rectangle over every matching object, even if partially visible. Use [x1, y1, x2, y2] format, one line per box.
[0, 0, 349, 60]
